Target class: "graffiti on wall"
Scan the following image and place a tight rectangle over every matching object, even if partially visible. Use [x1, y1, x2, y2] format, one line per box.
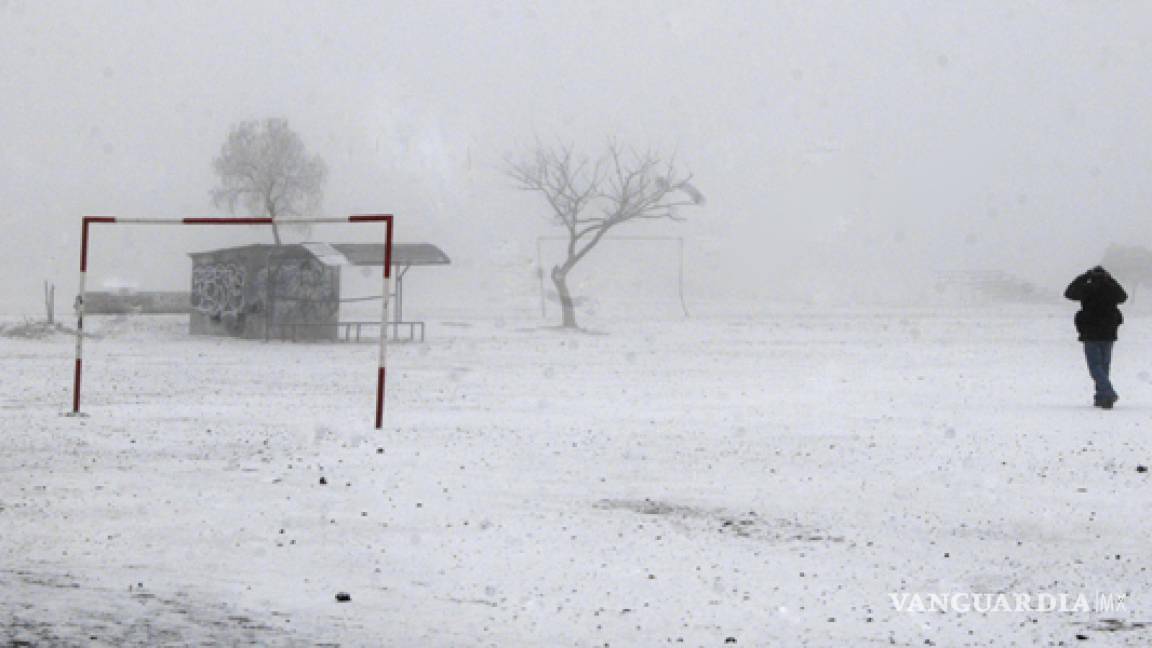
[190, 263, 247, 319]
[254, 258, 338, 327]
[190, 256, 338, 338]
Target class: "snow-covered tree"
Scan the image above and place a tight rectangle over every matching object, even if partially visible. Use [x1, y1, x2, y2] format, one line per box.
[211, 118, 327, 245]
[509, 141, 704, 329]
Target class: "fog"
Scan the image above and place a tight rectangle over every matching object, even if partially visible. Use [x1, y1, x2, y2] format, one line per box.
[3, 1, 1150, 317]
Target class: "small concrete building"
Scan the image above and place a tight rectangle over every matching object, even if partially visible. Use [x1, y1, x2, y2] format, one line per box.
[188, 243, 449, 341]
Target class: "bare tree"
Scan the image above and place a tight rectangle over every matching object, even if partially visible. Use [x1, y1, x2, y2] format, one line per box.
[510, 141, 704, 328]
[211, 118, 327, 244]
[43, 280, 55, 324]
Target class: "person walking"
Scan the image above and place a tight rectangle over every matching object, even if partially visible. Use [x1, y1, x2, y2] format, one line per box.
[1064, 266, 1128, 408]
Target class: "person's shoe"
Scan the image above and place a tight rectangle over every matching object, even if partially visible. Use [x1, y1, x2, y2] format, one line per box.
[1100, 395, 1117, 409]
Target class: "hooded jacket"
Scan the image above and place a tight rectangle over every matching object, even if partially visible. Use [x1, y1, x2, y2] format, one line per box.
[1064, 269, 1128, 342]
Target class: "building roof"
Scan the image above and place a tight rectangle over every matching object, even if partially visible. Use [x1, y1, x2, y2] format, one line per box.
[189, 243, 450, 267]
[334, 243, 450, 267]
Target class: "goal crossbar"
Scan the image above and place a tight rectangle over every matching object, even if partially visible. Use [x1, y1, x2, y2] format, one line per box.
[72, 214, 395, 429]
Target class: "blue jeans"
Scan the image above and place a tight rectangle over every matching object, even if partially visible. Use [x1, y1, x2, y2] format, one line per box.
[1083, 341, 1117, 402]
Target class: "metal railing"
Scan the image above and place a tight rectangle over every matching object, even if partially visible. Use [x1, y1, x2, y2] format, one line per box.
[268, 320, 425, 343]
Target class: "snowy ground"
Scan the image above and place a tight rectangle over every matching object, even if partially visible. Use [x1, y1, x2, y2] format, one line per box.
[1, 306, 1150, 646]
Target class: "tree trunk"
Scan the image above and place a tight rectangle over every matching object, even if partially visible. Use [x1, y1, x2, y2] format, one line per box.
[44, 281, 54, 324]
[266, 198, 282, 245]
[551, 266, 577, 328]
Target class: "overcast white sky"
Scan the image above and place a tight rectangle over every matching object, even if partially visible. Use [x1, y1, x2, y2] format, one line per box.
[2, 1, 1150, 316]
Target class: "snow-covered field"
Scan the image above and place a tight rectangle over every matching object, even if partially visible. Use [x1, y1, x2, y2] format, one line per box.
[2, 307, 1149, 646]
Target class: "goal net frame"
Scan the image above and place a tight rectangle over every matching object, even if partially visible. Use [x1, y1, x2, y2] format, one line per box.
[70, 214, 394, 429]
[535, 235, 688, 318]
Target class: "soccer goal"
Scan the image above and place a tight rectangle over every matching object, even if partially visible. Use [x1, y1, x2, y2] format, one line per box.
[70, 214, 394, 429]
[535, 236, 689, 319]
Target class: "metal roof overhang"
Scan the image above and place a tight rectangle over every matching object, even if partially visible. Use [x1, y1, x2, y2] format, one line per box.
[334, 243, 451, 267]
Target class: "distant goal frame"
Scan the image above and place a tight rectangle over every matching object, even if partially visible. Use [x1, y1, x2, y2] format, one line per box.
[535, 235, 688, 318]
[69, 214, 395, 429]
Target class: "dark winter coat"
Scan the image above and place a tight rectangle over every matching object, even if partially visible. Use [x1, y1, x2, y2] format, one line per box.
[1064, 269, 1128, 342]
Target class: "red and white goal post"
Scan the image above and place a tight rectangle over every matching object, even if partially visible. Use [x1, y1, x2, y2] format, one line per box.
[70, 214, 395, 429]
